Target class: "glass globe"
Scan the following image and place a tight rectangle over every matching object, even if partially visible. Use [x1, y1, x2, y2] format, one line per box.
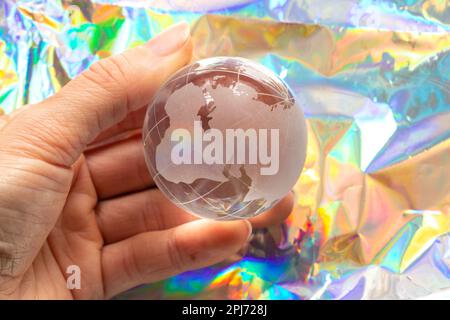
[143, 57, 307, 220]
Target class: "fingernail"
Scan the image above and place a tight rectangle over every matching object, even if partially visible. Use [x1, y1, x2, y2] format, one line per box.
[243, 219, 253, 242]
[147, 21, 190, 56]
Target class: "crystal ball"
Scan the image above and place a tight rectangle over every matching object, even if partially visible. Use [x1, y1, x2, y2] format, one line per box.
[143, 57, 307, 220]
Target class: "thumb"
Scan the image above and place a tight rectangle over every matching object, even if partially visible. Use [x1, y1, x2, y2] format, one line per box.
[0, 21, 192, 167]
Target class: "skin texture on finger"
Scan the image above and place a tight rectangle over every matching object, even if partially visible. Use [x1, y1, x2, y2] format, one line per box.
[101, 219, 252, 298]
[0, 156, 100, 299]
[85, 135, 153, 199]
[96, 189, 196, 244]
[0, 22, 192, 168]
[0, 154, 72, 280]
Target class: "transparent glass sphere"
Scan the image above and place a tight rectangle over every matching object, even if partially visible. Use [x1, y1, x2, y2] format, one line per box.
[143, 57, 307, 220]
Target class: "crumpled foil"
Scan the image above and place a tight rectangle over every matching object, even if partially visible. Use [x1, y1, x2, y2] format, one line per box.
[0, 0, 449, 300]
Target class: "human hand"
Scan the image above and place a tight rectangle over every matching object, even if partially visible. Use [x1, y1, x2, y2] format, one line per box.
[0, 22, 294, 299]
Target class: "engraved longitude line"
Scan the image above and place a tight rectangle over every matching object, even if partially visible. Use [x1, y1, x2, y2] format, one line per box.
[154, 162, 257, 210]
[253, 202, 271, 215]
[149, 152, 243, 208]
[153, 175, 191, 212]
[151, 161, 176, 181]
[152, 71, 252, 207]
[151, 69, 291, 146]
[185, 63, 195, 85]
[284, 100, 293, 150]
[267, 99, 293, 110]
[229, 104, 265, 129]
[222, 202, 253, 219]
[161, 67, 292, 122]
[428, 77, 449, 92]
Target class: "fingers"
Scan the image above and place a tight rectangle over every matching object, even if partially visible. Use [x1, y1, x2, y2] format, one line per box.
[88, 106, 147, 148]
[101, 219, 252, 298]
[85, 135, 153, 199]
[96, 189, 195, 244]
[249, 192, 294, 228]
[0, 22, 192, 167]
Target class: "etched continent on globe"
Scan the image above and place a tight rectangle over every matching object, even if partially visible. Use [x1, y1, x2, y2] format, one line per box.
[143, 57, 307, 220]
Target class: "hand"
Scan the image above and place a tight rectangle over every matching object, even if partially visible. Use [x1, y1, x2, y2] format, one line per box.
[0, 22, 293, 299]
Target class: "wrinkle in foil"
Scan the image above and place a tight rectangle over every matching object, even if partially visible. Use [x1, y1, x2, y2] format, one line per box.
[0, 0, 449, 299]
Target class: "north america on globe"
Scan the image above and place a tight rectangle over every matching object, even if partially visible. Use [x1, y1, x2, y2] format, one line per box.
[143, 57, 307, 220]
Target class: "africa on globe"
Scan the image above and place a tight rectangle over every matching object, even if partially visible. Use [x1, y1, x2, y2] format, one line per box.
[142, 57, 307, 220]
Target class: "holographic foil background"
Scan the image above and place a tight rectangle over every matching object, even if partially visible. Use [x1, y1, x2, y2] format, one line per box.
[0, 0, 449, 299]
